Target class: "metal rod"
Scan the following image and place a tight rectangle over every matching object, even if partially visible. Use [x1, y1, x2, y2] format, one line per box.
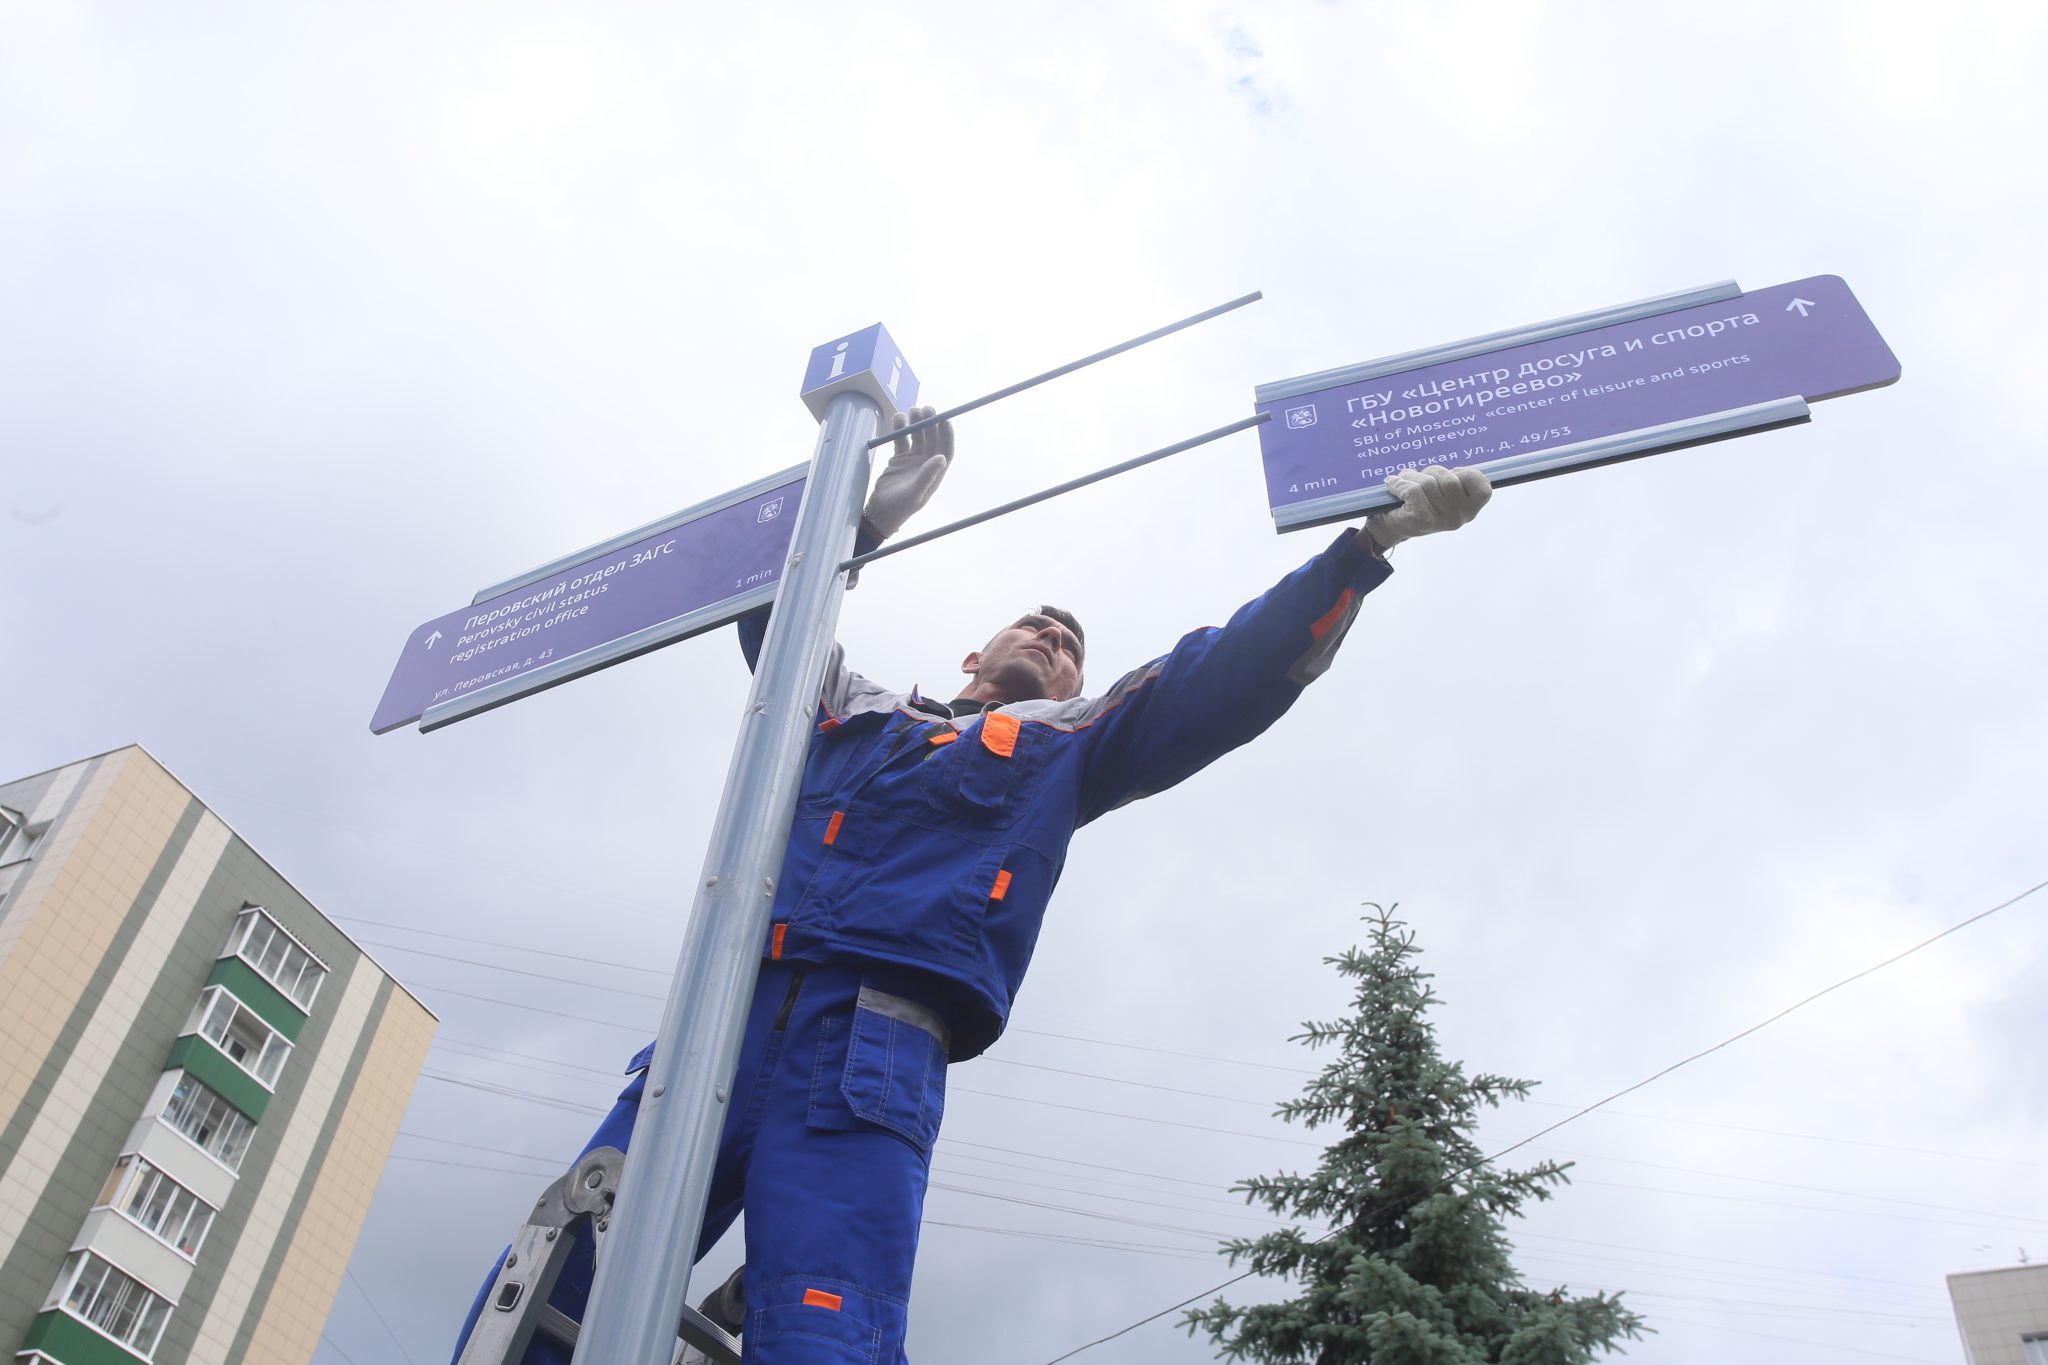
[843, 413, 1271, 572]
[867, 292, 1263, 448]
[570, 391, 879, 1365]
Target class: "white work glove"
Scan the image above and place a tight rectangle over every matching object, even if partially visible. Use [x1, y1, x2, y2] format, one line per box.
[1361, 464, 1492, 554]
[861, 405, 953, 542]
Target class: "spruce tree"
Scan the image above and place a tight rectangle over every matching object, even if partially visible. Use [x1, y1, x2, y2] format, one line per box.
[1185, 904, 1644, 1365]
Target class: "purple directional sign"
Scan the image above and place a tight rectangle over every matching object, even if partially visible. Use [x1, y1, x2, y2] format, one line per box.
[1256, 275, 1900, 530]
[370, 468, 806, 734]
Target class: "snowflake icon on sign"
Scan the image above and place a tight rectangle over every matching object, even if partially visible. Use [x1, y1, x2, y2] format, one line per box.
[1284, 405, 1318, 430]
[758, 498, 785, 523]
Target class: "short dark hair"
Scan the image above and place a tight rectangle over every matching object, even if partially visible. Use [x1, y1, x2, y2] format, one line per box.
[991, 605, 1085, 693]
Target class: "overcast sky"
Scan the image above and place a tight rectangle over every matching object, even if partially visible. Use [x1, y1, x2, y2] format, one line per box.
[5, 3, 2047, 1363]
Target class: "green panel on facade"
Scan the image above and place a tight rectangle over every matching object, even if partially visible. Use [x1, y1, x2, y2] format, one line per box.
[202, 956, 306, 1041]
[20, 1310, 150, 1365]
[163, 1035, 270, 1123]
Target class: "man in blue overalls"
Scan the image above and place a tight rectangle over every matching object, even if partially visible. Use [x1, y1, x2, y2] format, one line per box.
[452, 410, 1492, 1362]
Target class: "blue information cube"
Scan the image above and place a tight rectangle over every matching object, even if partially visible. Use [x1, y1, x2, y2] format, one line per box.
[801, 323, 919, 419]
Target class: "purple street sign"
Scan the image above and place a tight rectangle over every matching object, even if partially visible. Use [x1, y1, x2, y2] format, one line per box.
[1256, 275, 1900, 530]
[370, 468, 806, 733]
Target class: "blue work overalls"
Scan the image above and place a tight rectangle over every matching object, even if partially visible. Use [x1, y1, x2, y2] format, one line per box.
[451, 530, 1392, 1362]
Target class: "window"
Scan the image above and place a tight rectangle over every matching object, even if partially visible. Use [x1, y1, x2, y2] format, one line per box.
[184, 985, 291, 1088]
[2023, 1333, 2048, 1365]
[161, 1072, 255, 1170]
[52, 1251, 172, 1357]
[0, 806, 29, 864]
[96, 1155, 215, 1259]
[0, 808, 44, 871]
[226, 907, 326, 1010]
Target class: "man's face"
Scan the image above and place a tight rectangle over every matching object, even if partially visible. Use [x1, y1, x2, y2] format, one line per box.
[961, 612, 1084, 703]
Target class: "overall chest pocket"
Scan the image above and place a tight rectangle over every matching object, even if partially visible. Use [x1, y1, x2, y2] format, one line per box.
[800, 714, 904, 807]
[920, 712, 1043, 826]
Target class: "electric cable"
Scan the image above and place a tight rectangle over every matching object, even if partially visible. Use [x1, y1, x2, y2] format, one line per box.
[979, 1055, 1275, 1104]
[354, 938, 668, 999]
[347, 1268, 419, 1365]
[1535, 1142, 2048, 1226]
[1647, 1311, 1952, 1365]
[383, 922, 2041, 1169]
[947, 1084, 1322, 1147]
[414, 1023, 2047, 1232]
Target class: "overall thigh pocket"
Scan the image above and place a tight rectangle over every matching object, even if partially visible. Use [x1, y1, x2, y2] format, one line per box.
[808, 988, 949, 1154]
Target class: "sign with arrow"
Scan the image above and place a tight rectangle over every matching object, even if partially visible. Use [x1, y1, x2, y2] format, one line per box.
[1255, 274, 1900, 530]
[369, 466, 807, 733]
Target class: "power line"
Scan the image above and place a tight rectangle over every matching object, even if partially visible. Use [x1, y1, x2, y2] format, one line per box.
[1485, 875, 2048, 1169]
[320, 1334, 361, 1365]
[1512, 1249, 1951, 1317]
[346, 913, 1315, 1074]
[427, 988, 2042, 1170]
[949, 1084, 1320, 1147]
[409, 980, 651, 1031]
[980, 1055, 1275, 1105]
[386, 1126, 1962, 1334]
[335, 916, 673, 976]
[401, 925, 2042, 1172]
[1571, 1174, 2048, 1233]
[1538, 1141, 2048, 1227]
[387, 1154, 561, 1178]
[356, 937, 669, 1000]
[421, 1069, 611, 1115]
[1509, 1229, 1954, 1299]
[399, 1129, 575, 1167]
[414, 1027, 2047, 1240]
[1001, 1025, 1311, 1074]
[1547, 1282, 1948, 1327]
[1037, 873, 2047, 1362]
[1649, 1311, 1953, 1365]
[1518, 1095, 2048, 1170]
[347, 1268, 419, 1365]
[931, 1161, 1313, 1231]
[921, 1219, 1216, 1262]
[943, 1137, 1239, 1190]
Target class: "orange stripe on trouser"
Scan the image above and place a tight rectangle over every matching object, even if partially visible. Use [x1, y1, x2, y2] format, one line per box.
[823, 810, 844, 845]
[990, 870, 1012, 901]
[803, 1288, 843, 1311]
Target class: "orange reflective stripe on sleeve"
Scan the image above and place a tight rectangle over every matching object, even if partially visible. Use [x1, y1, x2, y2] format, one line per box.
[990, 870, 1013, 902]
[1308, 588, 1358, 643]
[823, 810, 845, 845]
[803, 1288, 843, 1311]
[771, 923, 786, 960]
[981, 710, 1021, 758]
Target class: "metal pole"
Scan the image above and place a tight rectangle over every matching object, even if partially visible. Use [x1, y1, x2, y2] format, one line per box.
[570, 391, 880, 1364]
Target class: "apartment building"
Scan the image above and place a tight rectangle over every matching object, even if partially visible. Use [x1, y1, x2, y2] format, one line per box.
[0, 746, 435, 1365]
[1950, 1262, 2048, 1365]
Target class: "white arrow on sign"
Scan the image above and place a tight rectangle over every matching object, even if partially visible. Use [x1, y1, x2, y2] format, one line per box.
[1786, 297, 1815, 317]
[424, 630, 442, 649]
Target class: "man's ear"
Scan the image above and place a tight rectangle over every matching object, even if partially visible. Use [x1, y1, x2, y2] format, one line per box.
[960, 650, 982, 679]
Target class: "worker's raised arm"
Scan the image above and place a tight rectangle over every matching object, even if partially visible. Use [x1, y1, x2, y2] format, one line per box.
[1067, 464, 1491, 823]
[736, 406, 955, 672]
